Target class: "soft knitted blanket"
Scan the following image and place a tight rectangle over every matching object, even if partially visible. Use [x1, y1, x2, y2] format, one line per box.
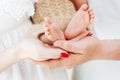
[28, 0, 76, 39]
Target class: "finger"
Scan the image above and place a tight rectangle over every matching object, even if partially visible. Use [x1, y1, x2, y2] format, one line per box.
[32, 53, 85, 69]
[54, 40, 83, 54]
[62, 54, 81, 68]
[54, 40, 74, 51]
[36, 59, 63, 69]
[45, 48, 69, 59]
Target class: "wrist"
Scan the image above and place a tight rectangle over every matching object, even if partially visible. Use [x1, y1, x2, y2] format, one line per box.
[15, 44, 28, 60]
[13, 45, 25, 60]
[3, 45, 24, 63]
[93, 40, 120, 60]
[0, 45, 24, 72]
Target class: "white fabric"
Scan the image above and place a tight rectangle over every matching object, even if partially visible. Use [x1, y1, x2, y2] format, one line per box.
[73, 0, 120, 80]
[0, 0, 68, 80]
[73, 60, 120, 80]
[89, 0, 120, 40]
[0, 0, 35, 21]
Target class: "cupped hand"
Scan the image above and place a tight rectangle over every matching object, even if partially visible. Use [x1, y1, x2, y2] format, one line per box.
[33, 36, 101, 69]
[54, 36, 100, 55]
[18, 39, 68, 61]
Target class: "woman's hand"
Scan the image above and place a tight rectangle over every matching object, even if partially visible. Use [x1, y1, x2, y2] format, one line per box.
[33, 36, 101, 69]
[35, 36, 120, 69]
[18, 39, 68, 61]
[0, 38, 68, 72]
[54, 36, 100, 55]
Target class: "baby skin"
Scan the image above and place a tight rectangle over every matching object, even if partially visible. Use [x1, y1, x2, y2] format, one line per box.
[44, 4, 94, 42]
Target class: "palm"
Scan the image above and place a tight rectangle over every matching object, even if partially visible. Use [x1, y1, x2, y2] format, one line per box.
[33, 36, 100, 69]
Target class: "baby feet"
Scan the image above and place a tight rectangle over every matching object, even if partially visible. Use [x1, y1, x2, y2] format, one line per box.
[43, 4, 94, 42]
[44, 17, 65, 42]
[65, 4, 94, 40]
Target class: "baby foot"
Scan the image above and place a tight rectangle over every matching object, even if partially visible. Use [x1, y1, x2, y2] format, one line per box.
[65, 4, 94, 40]
[44, 17, 65, 42]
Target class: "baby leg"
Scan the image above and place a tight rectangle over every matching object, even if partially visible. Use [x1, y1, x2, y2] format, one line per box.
[44, 17, 65, 42]
[65, 4, 94, 40]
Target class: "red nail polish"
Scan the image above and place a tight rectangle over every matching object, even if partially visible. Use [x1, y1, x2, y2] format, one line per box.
[60, 52, 69, 58]
[86, 32, 93, 36]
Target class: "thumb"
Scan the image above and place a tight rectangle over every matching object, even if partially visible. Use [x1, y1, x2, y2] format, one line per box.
[54, 40, 83, 54]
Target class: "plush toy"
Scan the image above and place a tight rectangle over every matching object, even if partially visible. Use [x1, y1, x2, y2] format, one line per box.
[28, 0, 76, 43]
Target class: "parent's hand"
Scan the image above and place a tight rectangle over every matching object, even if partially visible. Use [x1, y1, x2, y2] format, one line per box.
[19, 39, 67, 61]
[54, 36, 99, 55]
[33, 36, 101, 69]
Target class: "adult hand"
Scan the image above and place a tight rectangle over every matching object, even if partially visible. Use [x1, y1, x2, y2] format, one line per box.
[54, 36, 99, 55]
[0, 38, 68, 72]
[18, 39, 68, 61]
[33, 36, 101, 69]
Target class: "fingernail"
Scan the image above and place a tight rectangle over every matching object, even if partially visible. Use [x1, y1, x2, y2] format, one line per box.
[86, 32, 93, 36]
[60, 52, 69, 58]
